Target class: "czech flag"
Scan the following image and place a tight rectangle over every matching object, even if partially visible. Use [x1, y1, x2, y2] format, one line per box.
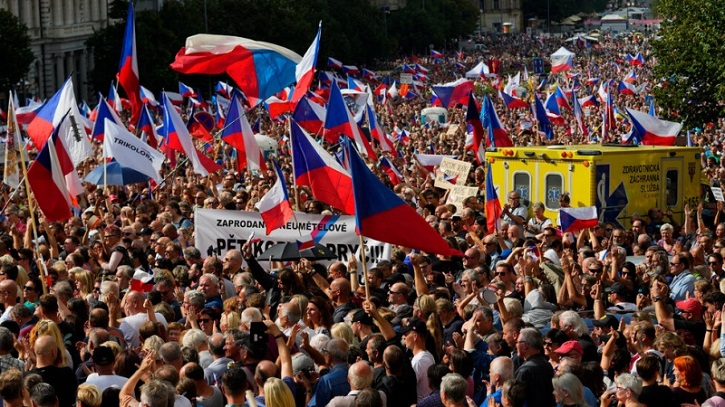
[140, 86, 158, 106]
[221, 94, 267, 172]
[367, 104, 393, 152]
[415, 63, 429, 75]
[533, 96, 553, 139]
[27, 77, 87, 150]
[292, 95, 326, 135]
[431, 78, 474, 108]
[559, 206, 599, 233]
[27, 113, 81, 222]
[116, 1, 141, 124]
[499, 90, 529, 110]
[626, 53, 644, 66]
[291, 21, 321, 103]
[290, 120, 355, 215]
[187, 107, 215, 142]
[323, 81, 376, 159]
[624, 70, 637, 84]
[485, 163, 502, 233]
[378, 156, 403, 186]
[362, 68, 377, 81]
[342, 65, 359, 76]
[430, 50, 443, 59]
[138, 104, 159, 149]
[572, 91, 588, 137]
[179, 81, 197, 98]
[626, 108, 682, 146]
[256, 161, 294, 234]
[578, 95, 598, 108]
[170, 34, 302, 107]
[554, 86, 572, 111]
[131, 270, 155, 293]
[91, 98, 124, 141]
[15, 99, 43, 126]
[215, 81, 234, 97]
[161, 92, 222, 176]
[402, 64, 416, 74]
[328, 57, 343, 70]
[481, 95, 513, 148]
[346, 140, 463, 257]
[618, 80, 638, 95]
[466, 93, 485, 164]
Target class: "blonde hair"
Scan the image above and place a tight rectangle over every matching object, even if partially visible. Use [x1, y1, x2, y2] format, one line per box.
[503, 298, 523, 318]
[331, 322, 356, 345]
[77, 383, 102, 407]
[263, 377, 295, 407]
[142, 335, 165, 353]
[292, 294, 309, 316]
[70, 268, 94, 297]
[29, 320, 69, 367]
[416, 295, 443, 361]
[100, 341, 122, 357]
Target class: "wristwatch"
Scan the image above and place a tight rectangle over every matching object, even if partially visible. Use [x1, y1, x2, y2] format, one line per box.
[653, 297, 661, 303]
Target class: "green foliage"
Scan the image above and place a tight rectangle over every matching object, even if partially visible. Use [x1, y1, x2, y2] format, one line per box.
[651, 0, 725, 127]
[87, 0, 480, 97]
[0, 9, 35, 92]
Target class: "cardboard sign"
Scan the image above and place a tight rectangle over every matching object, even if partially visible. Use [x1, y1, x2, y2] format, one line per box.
[434, 157, 472, 190]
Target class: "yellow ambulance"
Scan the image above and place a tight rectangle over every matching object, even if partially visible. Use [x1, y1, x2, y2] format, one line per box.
[485, 144, 706, 228]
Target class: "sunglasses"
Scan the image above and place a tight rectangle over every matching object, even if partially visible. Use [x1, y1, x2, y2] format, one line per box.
[198, 318, 212, 323]
[589, 268, 603, 273]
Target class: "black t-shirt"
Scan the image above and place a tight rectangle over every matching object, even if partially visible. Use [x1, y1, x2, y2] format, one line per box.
[639, 384, 677, 407]
[30, 365, 78, 407]
[674, 318, 706, 347]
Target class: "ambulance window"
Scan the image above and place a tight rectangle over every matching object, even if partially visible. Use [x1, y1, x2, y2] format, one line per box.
[665, 169, 678, 207]
[513, 173, 530, 204]
[545, 174, 564, 209]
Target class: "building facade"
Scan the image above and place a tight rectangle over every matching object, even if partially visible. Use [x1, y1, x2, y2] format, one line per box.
[0, 0, 110, 101]
[478, 0, 523, 34]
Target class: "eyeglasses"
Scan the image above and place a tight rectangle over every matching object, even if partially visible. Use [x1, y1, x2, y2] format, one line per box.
[198, 318, 212, 323]
[605, 228, 613, 232]
[589, 268, 603, 273]
[496, 272, 507, 276]
[616, 386, 628, 392]
[543, 341, 554, 347]
[23, 286, 35, 291]
[389, 291, 400, 295]
[670, 262, 681, 266]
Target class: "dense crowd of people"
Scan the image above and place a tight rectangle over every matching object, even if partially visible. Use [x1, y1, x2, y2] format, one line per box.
[3, 28, 725, 407]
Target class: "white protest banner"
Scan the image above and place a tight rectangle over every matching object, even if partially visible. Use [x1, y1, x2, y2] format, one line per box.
[103, 119, 165, 182]
[434, 156, 472, 190]
[447, 185, 480, 213]
[712, 187, 725, 202]
[194, 209, 390, 269]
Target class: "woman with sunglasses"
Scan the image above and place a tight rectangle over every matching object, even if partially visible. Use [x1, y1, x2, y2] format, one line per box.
[22, 276, 42, 312]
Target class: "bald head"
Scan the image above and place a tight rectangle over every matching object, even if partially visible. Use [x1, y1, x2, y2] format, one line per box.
[0, 280, 17, 305]
[223, 250, 243, 274]
[348, 361, 373, 390]
[34, 335, 57, 366]
[125, 291, 145, 314]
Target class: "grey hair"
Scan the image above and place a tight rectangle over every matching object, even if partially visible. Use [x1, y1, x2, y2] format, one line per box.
[712, 358, 725, 384]
[478, 306, 494, 322]
[518, 328, 544, 351]
[559, 310, 588, 336]
[615, 373, 642, 397]
[552, 373, 586, 406]
[440, 373, 467, 403]
[159, 341, 182, 364]
[241, 307, 263, 327]
[490, 356, 514, 381]
[325, 338, 349, 364]
[660, 223, 674, 233]
[184, 290, 205, 309]
[117, 265, 134, 280]
[182, 329, 208, 350]
[183, 247, 201, 259]
[52, 280, 73, 300]
[140, 379, 174, 407]
[100, 281, 119, 303]
[200, 273, 219, 286]
[462, 268, 479, 283]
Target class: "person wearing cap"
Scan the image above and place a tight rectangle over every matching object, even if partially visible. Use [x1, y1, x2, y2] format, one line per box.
[84, 346, 128, 391]
[595, 282, 637, 318]
[651, 278, 707, 346]
[351, 309, 375, 359]
[553, 340, 583, 363]
[591, 314, 618, 339]
[400, 319, 435, 401]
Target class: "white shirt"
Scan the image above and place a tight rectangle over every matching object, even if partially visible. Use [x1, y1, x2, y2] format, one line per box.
[411, 350, 435, 401]
[85, 373, 129, 391]
[119, 311, 168, 349]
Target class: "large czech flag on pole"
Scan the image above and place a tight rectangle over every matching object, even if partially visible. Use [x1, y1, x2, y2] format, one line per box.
[626, 108, 682, 146]
[117, 1, 141, 124]
[485, 163, 502, 233]
[346, 140, 464, 257]
[291, 120, 355, 215]
[171, 34, 302, 107]
[291, 22, 321, 104]
[256, 161, 294, 234]
[220, 94, 267, 173]
[27, 114, 80, 222]
[559, 206, 599, 233]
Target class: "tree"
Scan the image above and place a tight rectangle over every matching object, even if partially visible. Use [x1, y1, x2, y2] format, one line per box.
[0, 9, 35, 92]
[652, 0, 725, 127]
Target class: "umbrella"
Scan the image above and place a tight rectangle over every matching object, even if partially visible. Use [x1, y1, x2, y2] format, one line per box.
[258, 242, 337, 261]
[83, 160, 150, 186]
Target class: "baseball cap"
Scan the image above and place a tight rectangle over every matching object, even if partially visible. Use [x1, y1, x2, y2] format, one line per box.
[139, 227, 153, 236]
[398, 319, 427, 336]
[604, 282, 630, 296]
[92, 346, 116, 366]
[591, 314, 618, 330]
[352, 309, 373, 326]
[553, 340, 583, 356]
[676, 298, 703, 319]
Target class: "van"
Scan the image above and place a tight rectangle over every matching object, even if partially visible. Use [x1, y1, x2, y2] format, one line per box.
[486, 144, 704, 228]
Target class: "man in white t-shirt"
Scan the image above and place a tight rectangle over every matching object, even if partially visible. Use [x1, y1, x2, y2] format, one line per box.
[85, 347, 128, 391]
[119, 291, 168, 349]
[401, 319, 435, 402]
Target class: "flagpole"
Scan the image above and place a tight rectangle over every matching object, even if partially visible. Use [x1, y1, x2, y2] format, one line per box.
[103, 138, 108, 191]
[358, 234, 370, 301]
[288, 118, 301, 211]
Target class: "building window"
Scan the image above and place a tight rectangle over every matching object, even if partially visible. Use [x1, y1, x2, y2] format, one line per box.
[494, 0, 500, 10]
